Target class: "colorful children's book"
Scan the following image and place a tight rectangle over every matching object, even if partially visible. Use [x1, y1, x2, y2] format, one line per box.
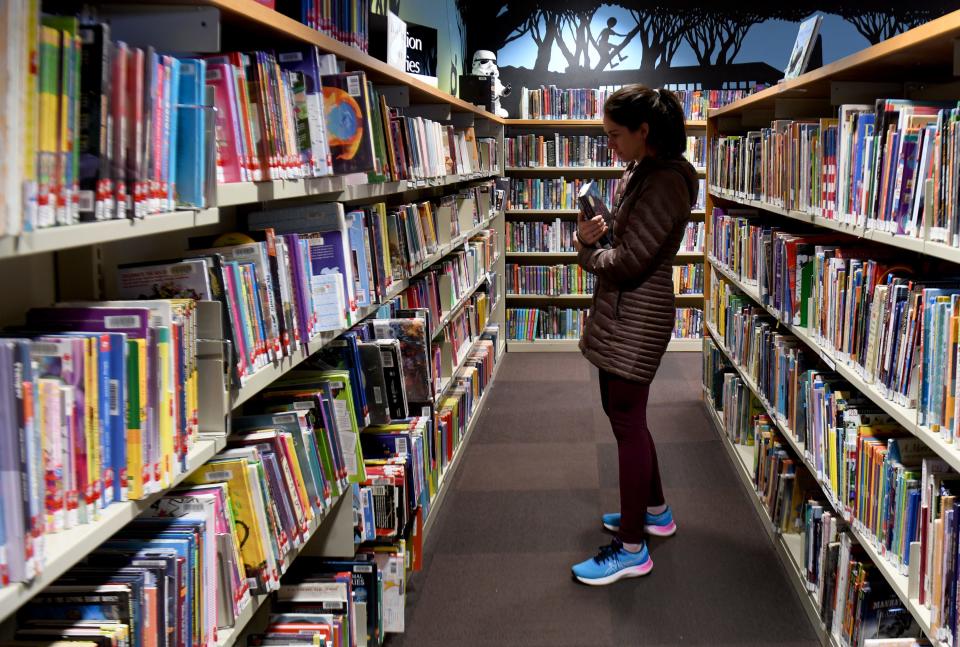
[320, 71, 375, 175]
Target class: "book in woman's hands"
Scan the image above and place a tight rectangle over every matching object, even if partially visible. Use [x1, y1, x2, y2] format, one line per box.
[578, 181, 613, 247]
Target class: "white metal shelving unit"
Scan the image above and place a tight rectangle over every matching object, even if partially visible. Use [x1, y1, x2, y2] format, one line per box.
[0, 437, 221, 620]
[0, 209, 219, 260]
[0, 1, 511, 637]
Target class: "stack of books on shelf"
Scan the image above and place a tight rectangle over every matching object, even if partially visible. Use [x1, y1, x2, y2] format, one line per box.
[103, 184, 493, 390]
[508, 177, 619, 211]
[0, 301, 210, 587]
[516, 86, 761, 121]
[707, 205, 960, 427]
[507, 307, 588, 342]
[506, 263, 595, 296]
[703, 341, 930, 646]
[708, 99, 960, 250]
[2, 12, 213, 232]
[275, 0, 372, 53]
[508, 303, 705, 348]
[674, 307, 703, 340]
[208, 49, 492, 185]
[684, 135, 707, 169]
[672, 263, 703, 295]
[517, 86, 621, 120]
[695, 178, 707, 211]
[387, 232, 497, 333]
[679, 221, 705, 253]
[0, 18, 497, 243]
[504, 134, 621, 168]
[671, 88, 763, 121]
[506, 220, 577, 252]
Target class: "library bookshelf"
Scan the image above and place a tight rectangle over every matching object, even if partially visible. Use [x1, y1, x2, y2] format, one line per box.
[702, 8, 960, 646]
[502, 118, 706, 352]
[0, 0, 509, 641]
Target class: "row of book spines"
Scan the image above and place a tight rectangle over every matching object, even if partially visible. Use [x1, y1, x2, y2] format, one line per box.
[517, 86, 617, 121]
[506, 263, 594, 294]
[503, 135, 620, 168]
[518, 86, 759, 121]
[671, 88, 762, 120]
[216, 50, 486, 188]
[712, 361, 940, 644]
[15, 30, 485, 229]
[684, 136, 708, 166]
[707, 208, 957, 428]
[289, 0, 371, 53]
[506, 219, 576, 249]
[400, 253, 496, 318]
[0, 275, 489, 587]
[705, 301, 926, 572]
[209, 52, 483, 185]
[680, 221, 706, 251]
[15, 17, 208, 232]
[709, 101, 960, 241]
[505, 307, 588, 341]
[507, 178, 620, 211]
[186, 190, 490, 381]
[672, 264, 704, 293]
[674, 307, 703, 339]
[0, 298, 210, 583]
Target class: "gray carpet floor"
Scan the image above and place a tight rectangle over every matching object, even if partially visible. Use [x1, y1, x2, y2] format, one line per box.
[389, 352, 819, 646]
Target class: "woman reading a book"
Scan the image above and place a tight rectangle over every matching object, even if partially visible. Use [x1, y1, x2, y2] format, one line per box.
[572, 86, 699, 585]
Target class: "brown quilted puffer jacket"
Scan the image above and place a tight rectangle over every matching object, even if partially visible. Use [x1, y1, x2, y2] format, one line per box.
[577, 155, 700, 384]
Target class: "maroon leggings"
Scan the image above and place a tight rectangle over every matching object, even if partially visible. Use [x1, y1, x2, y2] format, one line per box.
[599, 369, 665, 544]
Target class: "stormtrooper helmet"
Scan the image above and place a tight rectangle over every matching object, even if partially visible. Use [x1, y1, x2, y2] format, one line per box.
[472, 50, 500, 78]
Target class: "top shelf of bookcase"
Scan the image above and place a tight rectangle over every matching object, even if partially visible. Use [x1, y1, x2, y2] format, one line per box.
[505, 119, 707, 128]
[119, 0, 504, 123]
[711, 8, 960, 118]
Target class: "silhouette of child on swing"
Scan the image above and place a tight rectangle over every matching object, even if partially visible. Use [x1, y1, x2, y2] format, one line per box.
[598, 17, 628, 69]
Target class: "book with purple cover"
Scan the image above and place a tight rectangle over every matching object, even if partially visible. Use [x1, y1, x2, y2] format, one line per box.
[249, 202, 357, 321]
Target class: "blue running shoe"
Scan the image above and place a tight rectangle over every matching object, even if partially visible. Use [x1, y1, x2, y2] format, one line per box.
[601, 512, 621, 532]
[571, 538, 653, 585]
[602, 506, 677, 537]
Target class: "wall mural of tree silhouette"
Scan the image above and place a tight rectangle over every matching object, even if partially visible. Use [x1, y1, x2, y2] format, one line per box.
[835, 6, 936, 43]
[456, 0, 952, 110]
[373, 0, 402, 15]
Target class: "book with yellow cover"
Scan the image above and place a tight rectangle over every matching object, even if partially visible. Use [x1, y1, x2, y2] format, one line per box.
[127, 338, 147, 500]
[186, 458, 274, 593]
[37, 25, 58, 228]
